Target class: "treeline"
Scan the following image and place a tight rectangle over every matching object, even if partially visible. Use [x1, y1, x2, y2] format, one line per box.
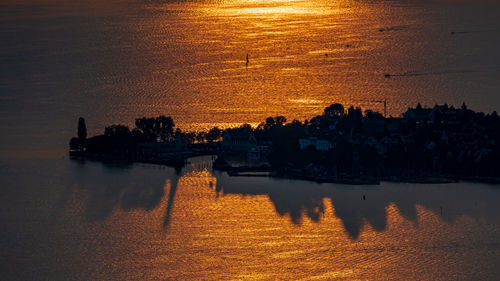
[70, 103, 500, 177]
[211, 103, 500, 177]
[70, 115, 224, 157]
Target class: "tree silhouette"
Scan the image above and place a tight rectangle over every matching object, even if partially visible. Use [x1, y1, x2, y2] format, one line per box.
[157, 116, 175, 141]
[135, 116, 175, 141]
[274, 116, 287, 126]
[69, 137, 80, 151]
[324, 103, 345, 118]
[206, 127, 222, 142]
[78, 117, 87, 141]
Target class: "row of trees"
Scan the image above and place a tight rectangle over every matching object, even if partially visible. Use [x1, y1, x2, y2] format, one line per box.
[70, 116, 226, 154]
[70, 103, 367, 153]
[70, 102, 500, 177]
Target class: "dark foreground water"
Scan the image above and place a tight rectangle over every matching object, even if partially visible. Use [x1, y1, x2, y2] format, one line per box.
[1, 156, 500, 280]
[1, 0, 500, 156]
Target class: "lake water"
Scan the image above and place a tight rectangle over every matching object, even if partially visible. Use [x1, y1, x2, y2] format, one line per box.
[1, 0, 500, 280]
[1, 156, 500, 280]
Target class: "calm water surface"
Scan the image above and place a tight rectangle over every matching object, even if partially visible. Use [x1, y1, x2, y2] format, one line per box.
[1, 0, 500, 280]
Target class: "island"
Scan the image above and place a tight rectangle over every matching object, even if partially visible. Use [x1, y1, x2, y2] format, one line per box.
[70, 103, 500, 184]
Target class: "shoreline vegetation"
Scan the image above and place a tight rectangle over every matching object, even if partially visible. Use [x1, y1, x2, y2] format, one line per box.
[70, 103, 500, 185]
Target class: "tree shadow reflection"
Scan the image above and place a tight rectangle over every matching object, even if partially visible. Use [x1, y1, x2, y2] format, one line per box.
[65, 157, 500, 239]
[213, 173, 500, 239]
[67, 157, 208, 227]
[68, 159, 171, 221]
[163, 168, 181, 228]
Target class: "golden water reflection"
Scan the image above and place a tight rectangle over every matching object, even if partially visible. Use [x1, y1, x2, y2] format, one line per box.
[3, 157, 500, 280]
[152, 158, 500, 280]
[52, 156, 500, 280]
[97, 0, 495, 137]
[204, 0, 344, 18]
[104, 0, 500, 133]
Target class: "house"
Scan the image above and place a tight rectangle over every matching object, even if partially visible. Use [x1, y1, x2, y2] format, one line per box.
[363, 118, 385, 136]
[441, 131, 449, 144]
[403, 103, 433, 123]
[424, 140, 436, 151]
[298, 137, 333, 151]
[364, 137, 384, 156]
[329, 119, 340, 131]
[385, 117, 402, 133]
[138, 134, 187, 159]
[404, 103, 465, 126]
[222, 130, 258, 151]
[474, 147, 491, 163]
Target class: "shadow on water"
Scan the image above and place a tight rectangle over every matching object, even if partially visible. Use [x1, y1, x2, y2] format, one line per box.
[163, 168, 181, 228]
[66, 159, 173, 221]
[212, 177, 389, 238]
[66, 158, 199, 227]
[65, 157, 500, 239]
[212, 172, 500, 239]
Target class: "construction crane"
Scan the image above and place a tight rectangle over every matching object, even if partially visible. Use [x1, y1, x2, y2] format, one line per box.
[369, 99, 387, 117]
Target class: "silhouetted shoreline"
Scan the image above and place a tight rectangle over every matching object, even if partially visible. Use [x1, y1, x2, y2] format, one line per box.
[70, 103, 500, 184]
